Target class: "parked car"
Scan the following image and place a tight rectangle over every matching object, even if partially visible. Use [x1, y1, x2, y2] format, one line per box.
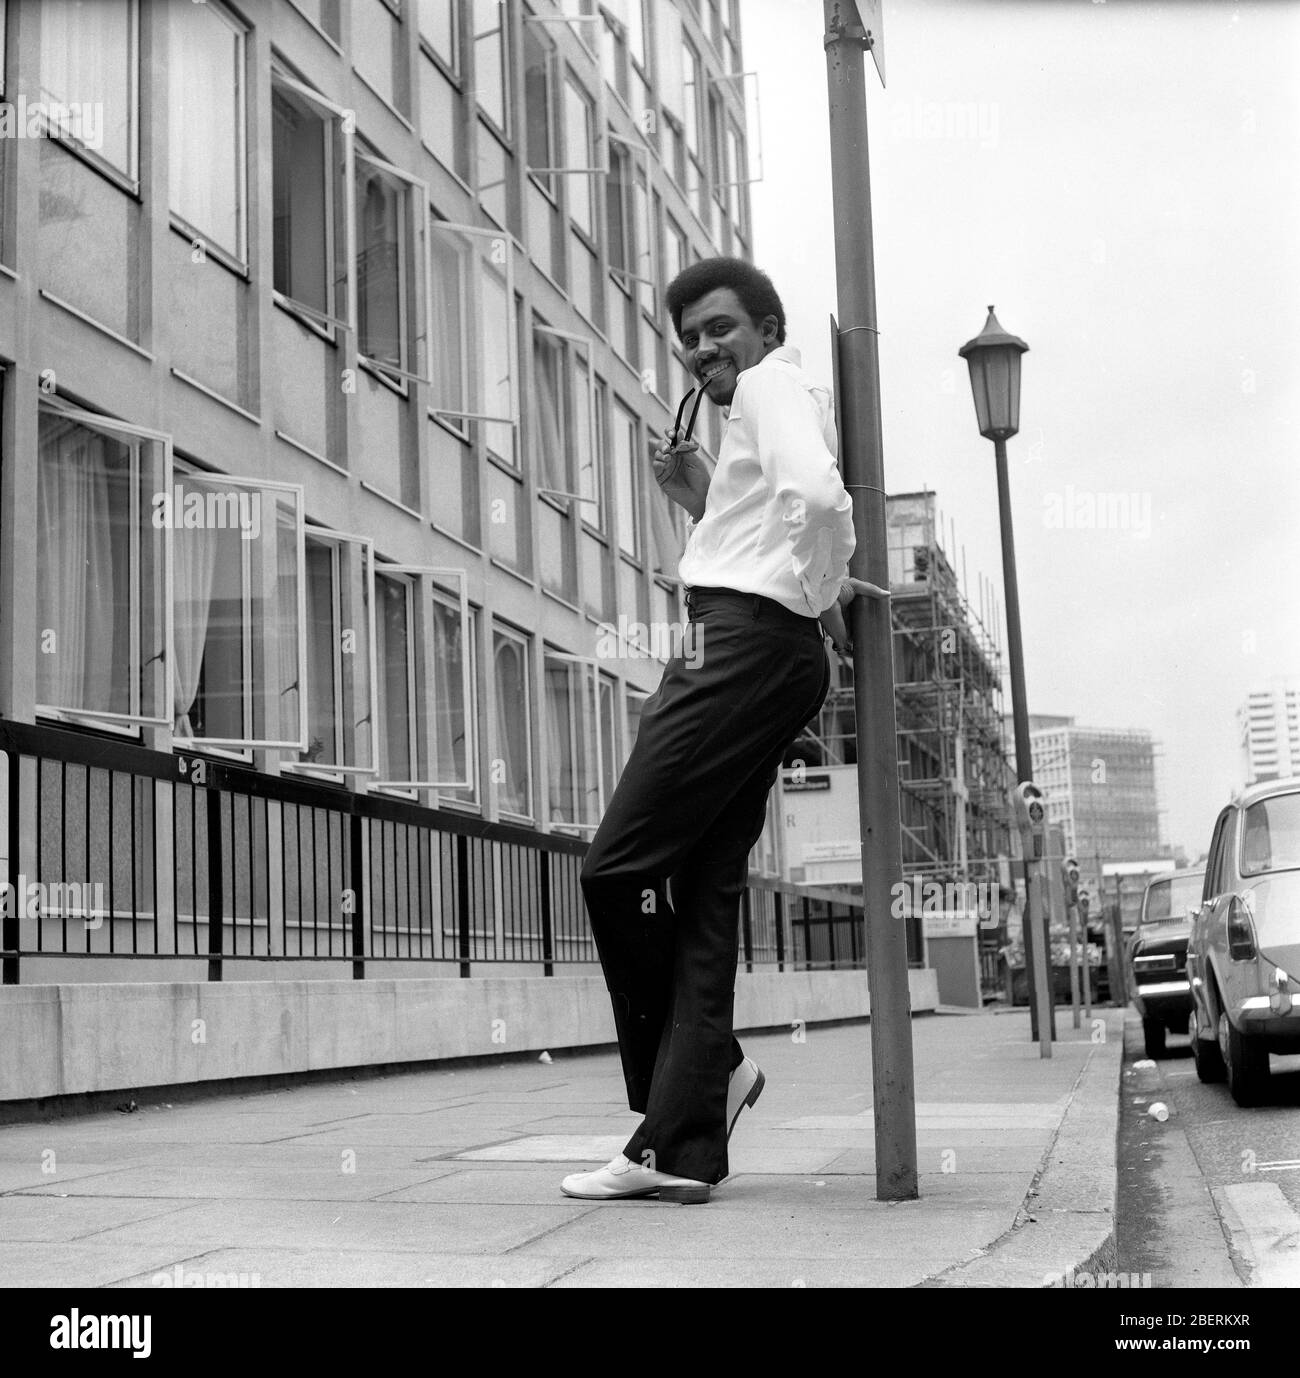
[1187, 778, 1300, 1105]
[1128, 868, 1205, 1058]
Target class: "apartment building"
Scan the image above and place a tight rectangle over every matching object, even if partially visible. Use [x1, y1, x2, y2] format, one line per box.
[0, 0, 753, 849]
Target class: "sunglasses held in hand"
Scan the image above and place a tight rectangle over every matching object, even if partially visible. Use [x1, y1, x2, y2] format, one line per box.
[668, 385, 708, 450]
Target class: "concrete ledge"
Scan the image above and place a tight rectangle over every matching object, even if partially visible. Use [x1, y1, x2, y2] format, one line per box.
[0, 967, 939, 1104]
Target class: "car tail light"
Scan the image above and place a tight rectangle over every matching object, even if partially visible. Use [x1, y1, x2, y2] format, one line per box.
[1226, 896, 1256, 961]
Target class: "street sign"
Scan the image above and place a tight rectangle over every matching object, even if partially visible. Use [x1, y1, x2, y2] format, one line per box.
[858, 0, 886, 87]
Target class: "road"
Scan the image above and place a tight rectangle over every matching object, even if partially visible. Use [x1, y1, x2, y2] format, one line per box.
[1115, 1009, 1300, 1288]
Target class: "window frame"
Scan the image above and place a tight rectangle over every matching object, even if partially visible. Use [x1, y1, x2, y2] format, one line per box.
[492, 622, 535, 821]
[532, 321, 597, 519]
[33, 402, 172, 732]
[284, 528, 380, 778]
[354, 147, 435, 388]
[370, 566, 474, 791]
[270, 69, 359, 338]
[542, 648, 605, 834]
[37, 0, 141, 190]
[430, 588, 481, 808]
[429, 221, 519, 466]
[167, 0, 248, 270]
[167, 469, 309, 753]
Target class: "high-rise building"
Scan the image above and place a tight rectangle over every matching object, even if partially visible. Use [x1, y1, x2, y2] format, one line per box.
[1238, 679, 1300, 784]
[1027, 719, 1165, 893]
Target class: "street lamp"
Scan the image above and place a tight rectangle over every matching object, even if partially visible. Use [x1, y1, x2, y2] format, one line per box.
[959, 307, 1055, 1045]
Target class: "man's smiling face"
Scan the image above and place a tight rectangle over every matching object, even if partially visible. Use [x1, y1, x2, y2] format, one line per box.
[679, 287, 778, 407]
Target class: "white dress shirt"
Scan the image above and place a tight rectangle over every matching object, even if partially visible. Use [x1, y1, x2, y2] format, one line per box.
[679, 345, 856, 617]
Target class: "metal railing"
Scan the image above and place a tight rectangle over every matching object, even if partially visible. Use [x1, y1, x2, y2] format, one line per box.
[0, 721, 914, 985]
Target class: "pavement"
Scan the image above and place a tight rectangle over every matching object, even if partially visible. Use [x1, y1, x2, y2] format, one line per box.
[0, 1006, 1124, 1289]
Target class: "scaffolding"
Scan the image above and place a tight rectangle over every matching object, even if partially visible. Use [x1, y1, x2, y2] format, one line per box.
[791, 491, 1014, 891]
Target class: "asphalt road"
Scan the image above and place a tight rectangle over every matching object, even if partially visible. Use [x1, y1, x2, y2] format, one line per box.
[1115, 1009, 1300, 1288]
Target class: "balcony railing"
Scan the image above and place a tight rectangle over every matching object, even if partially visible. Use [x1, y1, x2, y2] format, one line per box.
[0, 721, 913, 985]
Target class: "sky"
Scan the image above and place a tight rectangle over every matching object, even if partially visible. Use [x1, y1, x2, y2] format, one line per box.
[742, 0, 1300, 858]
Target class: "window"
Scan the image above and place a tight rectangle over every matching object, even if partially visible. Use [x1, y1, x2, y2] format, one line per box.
[493, 627, 533, 817]
[581, 375, 606, 531]
[355, 151, 434, 384]
[473, 0, 508, 132]
[681, 39, 701, 154]
[649, 478, 684, 586]
[372, 568, 474, 790]
[293, 531, 378, 774]
[563, 75, 596, 237]
[532, 323, 594, 507]
[625, 687, 649, 766]
[598, 673, 618, 805]
[374, 572, 416, 781]
[606, 139, 631, 278]
[654, 0, 685, 134]
[433, 594, 479, 805]
[430, 223, 467, 431]
[524, 19, 556, 194]
[431, 221, 518, 464]
[419, 0, 464, 174]
[169, 473, 307, 751]
[168, 0, 245, 262]
[418, 0, 458, 68]
[612, 399, 639, 558]
[272, 73, 357, 332]
[39, 0, 138, 182]
[544, 652, 604, 831]
[606, 134, 651, 361]
[353, 0, 404, 112]
[35, 405, 169, 729]
[289, 0, 341, 41]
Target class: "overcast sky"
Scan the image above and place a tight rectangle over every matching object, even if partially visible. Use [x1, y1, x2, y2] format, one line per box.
[743, 0, 1300, 858]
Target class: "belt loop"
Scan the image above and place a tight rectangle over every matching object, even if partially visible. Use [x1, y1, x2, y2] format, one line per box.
[751, 594, 760, 620]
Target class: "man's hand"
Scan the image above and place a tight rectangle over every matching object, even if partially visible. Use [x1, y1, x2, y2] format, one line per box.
[652, 430, 711, 523]
[819, 576, 891, 656]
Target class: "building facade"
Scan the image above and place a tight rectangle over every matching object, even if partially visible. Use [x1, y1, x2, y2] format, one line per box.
[0, 0, 756, 857]
[1028, 719, 1165, 895]
[1238, 678, 1300, 785]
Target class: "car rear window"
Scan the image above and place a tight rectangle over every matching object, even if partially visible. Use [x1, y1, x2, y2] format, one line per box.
[1241, 794, 1300, 876]
[1142, 873, 1203, 924]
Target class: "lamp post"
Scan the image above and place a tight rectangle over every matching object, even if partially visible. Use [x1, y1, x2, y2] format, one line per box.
[959, 307, 1055, 1043]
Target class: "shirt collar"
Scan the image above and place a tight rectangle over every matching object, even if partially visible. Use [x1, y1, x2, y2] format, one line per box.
[721, 344, 801, 419]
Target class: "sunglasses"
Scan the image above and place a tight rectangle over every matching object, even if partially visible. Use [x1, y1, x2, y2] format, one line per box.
[669, 384, 708, 449]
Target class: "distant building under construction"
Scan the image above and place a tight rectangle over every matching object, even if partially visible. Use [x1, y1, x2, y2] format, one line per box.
[774, 491, 1014, 896]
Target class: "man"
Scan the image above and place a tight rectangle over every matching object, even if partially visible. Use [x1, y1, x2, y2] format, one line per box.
[564, 258, 882, 1204]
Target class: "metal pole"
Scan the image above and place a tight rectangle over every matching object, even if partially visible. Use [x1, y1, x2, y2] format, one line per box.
[994, 436, 1055, 1042]
[823, 0, 918, 1202]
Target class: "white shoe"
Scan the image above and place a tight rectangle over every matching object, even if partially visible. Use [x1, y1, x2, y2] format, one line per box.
[560, 1155, 711, 1204]
[726, 1057, 765, 1139]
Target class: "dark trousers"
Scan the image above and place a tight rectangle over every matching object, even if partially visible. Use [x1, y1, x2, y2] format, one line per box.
[580, 587, 831, 1184]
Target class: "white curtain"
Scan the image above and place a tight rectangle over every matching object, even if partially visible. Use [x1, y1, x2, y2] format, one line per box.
[168, 0, 240, 253]
[544, 662, 573, 824]
[493, 641, 530, 815]
[171, 501, 217, 739]
[36, 421, 117, 711]
[39, 0, 134, 176]
[432, 602, 466, 784]
[276, 503, 302, 746]
[532, 333, 565, 492]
